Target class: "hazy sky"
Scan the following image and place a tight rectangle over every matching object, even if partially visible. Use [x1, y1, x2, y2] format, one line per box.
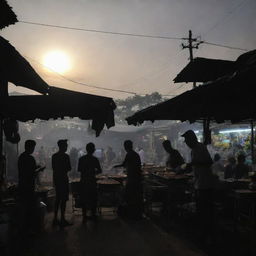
[2, 0, 256, 99]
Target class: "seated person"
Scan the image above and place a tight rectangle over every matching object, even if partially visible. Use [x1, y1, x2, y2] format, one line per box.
[234, 154, 249, 179]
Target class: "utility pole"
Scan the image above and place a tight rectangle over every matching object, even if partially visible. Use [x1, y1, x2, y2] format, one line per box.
[0, 76, 8, 157]
[182, 30, 209, 144]
[181, 30, 202, 89]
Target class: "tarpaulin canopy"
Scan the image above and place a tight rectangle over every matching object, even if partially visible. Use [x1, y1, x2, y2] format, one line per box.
[173, 57, 235, 83]
[173, 49, 256, 84]
[127, 50, 256, 126]
[0, 0, 18, 30]
[0, 36, 50, 94]
[0, 86, 116, 136]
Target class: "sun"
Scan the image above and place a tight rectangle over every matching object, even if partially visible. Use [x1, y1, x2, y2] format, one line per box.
[43, 50, 71, 73]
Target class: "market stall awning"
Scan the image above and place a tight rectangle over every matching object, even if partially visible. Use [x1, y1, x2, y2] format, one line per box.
[235, 49, 256, 69]
[173, 57, 235, 83]
[0, 0, 18, 30]
[127, 53, 256, 126]
[0, 36, 49, 94]
[0, 87, 116, 136]
[173, 50, 256, 84]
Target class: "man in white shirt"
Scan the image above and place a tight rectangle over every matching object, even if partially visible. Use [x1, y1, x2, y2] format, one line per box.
[138, 147, 145, 166]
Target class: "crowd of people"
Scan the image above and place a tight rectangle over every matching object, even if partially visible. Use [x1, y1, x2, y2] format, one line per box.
[16, 129, 253, 243]
[17, 137, 144, 234]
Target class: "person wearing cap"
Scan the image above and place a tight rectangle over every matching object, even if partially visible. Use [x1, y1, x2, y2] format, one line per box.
[162, 140, 184, 173]
[52, 139, 72, 227]
[181, 130, 214, 244]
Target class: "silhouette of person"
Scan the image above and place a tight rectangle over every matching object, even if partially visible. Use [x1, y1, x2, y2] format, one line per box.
[211, 153, 224, 177]
[78, 143, 102, 222]
[162, 140, 184, 173]
[52, 139, 72, 227]
[138, 147, 145, 166]
[224, 156, 236, 179]
[114, 140, 143, 219]
[234, 153, 250, 179]
[105, 146, 116, 167]
[182, 130, 214, 244]
[18, 140, 45, 234]
[70, 147, 79, 178]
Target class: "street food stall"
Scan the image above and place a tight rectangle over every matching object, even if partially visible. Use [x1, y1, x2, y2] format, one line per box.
[0, 34, 116, 235]
[70, 173, 126, 213]
[141, 165, 193, 218]
[126, 49, 256, 227]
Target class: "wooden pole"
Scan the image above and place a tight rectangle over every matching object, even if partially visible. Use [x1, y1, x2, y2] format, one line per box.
[0, 118, 3, 157]
[0, 76, 8, 157]
[0, 77, 8, 195]
[251, 120, 255, 165]
[188, 30, 197, 89]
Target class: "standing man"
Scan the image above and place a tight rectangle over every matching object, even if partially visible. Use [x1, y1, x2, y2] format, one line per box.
[78, 142, 102, 223]
[114, 140, 143, 220]
[18, 140, 45, 234]
[162, 140, 184, 173]
[181, 130, 214, 244]
[52, 139, 72, 227]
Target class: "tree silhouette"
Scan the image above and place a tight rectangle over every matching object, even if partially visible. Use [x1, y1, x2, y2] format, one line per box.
[115, 92, 163, 124]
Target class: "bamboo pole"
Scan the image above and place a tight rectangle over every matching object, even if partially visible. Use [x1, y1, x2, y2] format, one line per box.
[251, 120, 255, 165]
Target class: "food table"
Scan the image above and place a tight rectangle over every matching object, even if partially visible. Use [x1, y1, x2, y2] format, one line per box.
[97, 178, 122, 213]
[69, 175, 124, 212]
[151, 172, 193, 204]
[221, 178, 251, 190]
[143, 167, 193, 218]
[96, 173, 127, 185]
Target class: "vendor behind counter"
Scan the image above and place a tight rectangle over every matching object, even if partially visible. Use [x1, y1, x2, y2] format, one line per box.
[162, 140, 185, 174]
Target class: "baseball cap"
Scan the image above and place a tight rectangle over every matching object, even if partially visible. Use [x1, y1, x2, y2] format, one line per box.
[181, 130, 197, 139]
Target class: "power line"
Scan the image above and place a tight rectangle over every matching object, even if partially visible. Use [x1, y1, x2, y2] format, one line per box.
[203, 41, 248, 51]
[24, 54, 179, 97]
[19, 20, 182, 41]
[24, 55, 137, 95]
[19, 20, 249, 52]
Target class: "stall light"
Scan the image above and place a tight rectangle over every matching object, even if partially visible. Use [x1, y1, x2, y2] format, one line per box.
[219, 128, 253, 134]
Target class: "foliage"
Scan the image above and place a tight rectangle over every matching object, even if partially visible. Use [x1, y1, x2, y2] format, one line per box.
[115, 92, 164, 124]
